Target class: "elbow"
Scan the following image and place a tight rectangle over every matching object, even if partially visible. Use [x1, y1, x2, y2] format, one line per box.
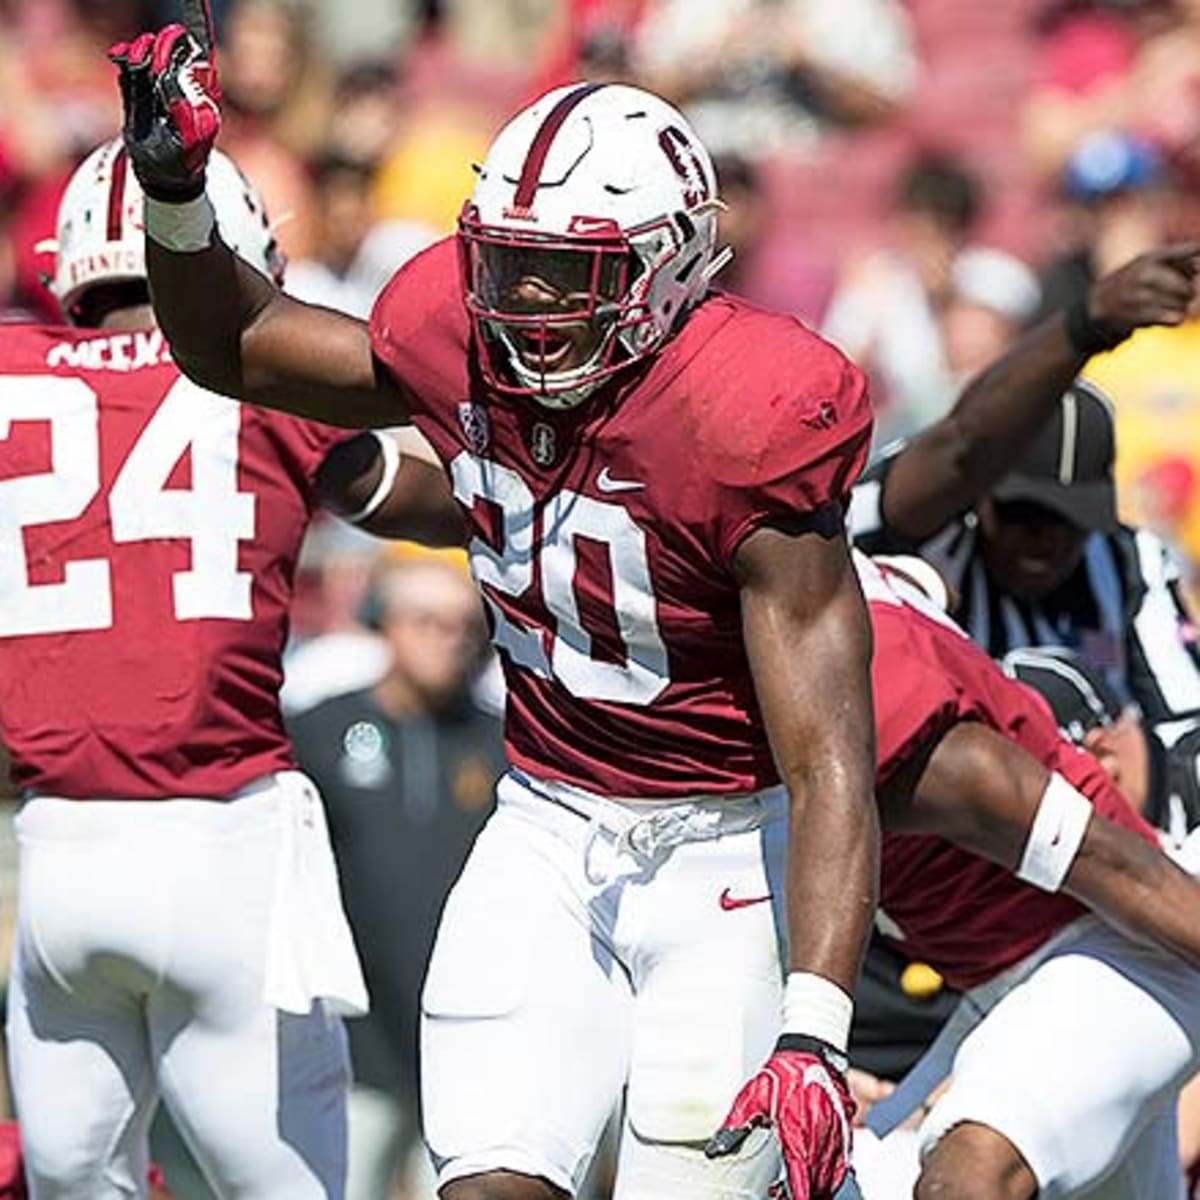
[934, 412, 990, 479]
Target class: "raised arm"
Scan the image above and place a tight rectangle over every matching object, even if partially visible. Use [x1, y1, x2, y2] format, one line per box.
[109, 1, 405, 429]
[707, 510, 878, 1199]
[885, 720, 1200, 971]
[880, 245, 1199, 542]
[735, 512, 878, 1005]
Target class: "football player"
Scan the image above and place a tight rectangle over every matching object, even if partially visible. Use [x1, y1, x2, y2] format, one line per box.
[111, 5, 880, 1199]
[853, 554, 1200, 1199]
[0, 139, 455, 1198]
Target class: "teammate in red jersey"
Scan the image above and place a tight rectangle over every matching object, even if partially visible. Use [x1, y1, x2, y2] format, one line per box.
[0, 139, 455, 1199]
[110, 7, 880, 1198]
[851, 555, 1200, 1199]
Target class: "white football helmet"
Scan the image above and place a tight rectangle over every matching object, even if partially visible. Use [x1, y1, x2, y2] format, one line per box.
[45, 138, 285, 323]
[459, 82, 729, 409]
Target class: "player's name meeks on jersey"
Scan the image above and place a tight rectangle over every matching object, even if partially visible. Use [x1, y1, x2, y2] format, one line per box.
[46, 330, 174, 373]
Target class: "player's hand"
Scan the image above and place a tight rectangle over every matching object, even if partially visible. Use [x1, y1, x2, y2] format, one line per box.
[108, 0, 220, 201]
[705, 1035, 855, 1199]
[1087, 242, 1200, 338]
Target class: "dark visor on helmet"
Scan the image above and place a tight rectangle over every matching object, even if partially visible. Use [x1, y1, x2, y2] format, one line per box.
[466, 237, 635, 323]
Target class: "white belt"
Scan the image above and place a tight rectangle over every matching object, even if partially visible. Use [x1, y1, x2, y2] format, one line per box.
[263, 771, 369, 1017]
[505, 769, 786, 887]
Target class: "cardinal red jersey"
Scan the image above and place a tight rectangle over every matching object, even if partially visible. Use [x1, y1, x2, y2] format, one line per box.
[370, 237, 872, 798]
[0, 324, 349, 799]
[859, 558, 1158, 990]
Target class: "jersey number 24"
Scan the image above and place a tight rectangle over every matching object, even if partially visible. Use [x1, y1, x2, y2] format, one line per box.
[0, 375, 254, 638]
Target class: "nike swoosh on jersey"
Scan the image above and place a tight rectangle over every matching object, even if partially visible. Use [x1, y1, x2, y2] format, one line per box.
[596, 467, 645, 493]
[719, 887, 773, 911]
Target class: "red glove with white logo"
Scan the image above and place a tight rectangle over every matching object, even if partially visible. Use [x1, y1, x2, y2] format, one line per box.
[705, 1035, 855, 1200]
[108, 0, 220, 200]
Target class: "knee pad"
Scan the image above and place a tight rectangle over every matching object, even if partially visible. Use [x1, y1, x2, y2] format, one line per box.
[625, 963, 776, 1146]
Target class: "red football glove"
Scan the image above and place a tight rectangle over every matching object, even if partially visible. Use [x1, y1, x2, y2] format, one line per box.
[108, 0, 220, 200]
[705, 1035, 855, 1200]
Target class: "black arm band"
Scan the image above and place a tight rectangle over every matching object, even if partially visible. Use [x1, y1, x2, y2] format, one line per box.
[1065, 296, 1127, 356]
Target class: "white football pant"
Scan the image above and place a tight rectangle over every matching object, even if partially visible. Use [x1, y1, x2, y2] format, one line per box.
[421, 769, 791, 1198]
[8, 773, 357, 1199]
[857, 916, 1200, 1198]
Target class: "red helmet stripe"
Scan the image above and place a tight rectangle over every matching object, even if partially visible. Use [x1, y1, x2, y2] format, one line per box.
[106, 147, 129, 243]
[512, 82, 608, 212]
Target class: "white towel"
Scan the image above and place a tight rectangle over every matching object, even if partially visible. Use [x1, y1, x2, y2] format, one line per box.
[263, 772, 369, 1017]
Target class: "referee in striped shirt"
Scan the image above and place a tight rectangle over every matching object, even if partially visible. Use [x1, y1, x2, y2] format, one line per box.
[849, 241, 1200, 806]
[845, 244, 1200, 1098]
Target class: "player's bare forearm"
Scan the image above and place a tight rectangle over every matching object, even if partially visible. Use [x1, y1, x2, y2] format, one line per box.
[1065, 818, 1200, 970]
[882, 244, 1200, 541]
[884, 722, 1043, 867]
[736, 515, 878, 993]
[147, 238, 406, 429]
[890, 721, 1200, 968]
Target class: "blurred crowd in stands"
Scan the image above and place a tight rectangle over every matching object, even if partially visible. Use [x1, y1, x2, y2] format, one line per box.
[6, 0, 1200, 575]
[7, 1, 1200, 1195]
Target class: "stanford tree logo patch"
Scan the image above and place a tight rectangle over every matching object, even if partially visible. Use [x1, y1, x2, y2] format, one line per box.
[529, 422, 557, 467]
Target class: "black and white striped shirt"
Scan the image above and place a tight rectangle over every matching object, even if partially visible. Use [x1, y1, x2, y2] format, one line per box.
[850, 448, 1200, 734]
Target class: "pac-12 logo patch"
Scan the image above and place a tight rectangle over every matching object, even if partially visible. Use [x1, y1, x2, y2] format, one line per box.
[530, 421, 557, 467]
[457, 401, 491, 454]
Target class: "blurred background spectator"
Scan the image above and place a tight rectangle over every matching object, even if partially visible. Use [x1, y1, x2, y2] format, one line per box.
[1021, 0, 1200, 183]
[288, 550, 501, 1200]
[285, 150, 436, 317]
[282, 523, 392, 716]
[631, 0, 917, 158]
[823, 150, 1039, 443]
[1032, 126, 1169, 318]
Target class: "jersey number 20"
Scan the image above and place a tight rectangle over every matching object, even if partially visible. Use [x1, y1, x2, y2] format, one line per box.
[0, 375, 255, 637]
[451, 452, 669, 707]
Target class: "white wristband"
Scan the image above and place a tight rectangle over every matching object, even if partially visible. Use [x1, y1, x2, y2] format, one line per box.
[1016, 772, 1093, 893]
[783, 972, 853, 1053]
[343, 433, 402, 525]
[145, 193, 216, 253]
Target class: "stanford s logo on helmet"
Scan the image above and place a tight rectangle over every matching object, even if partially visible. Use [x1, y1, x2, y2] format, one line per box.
[658, 127, 712, 209]
[459, 83, 730, 410]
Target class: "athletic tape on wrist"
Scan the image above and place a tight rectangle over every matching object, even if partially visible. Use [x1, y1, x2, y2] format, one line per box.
[144, 193, 216, 253]
[782, 972, 853, 1053]
[344, 433, 402, 525]
[1016, 772, 1093, 893]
